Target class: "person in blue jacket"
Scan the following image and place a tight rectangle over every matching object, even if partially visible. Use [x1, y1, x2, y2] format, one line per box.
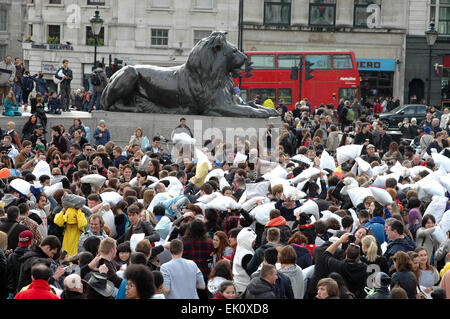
[93, 120, 111, 146]
[31, 72, 49, 97]
[365, 202, 386, 245]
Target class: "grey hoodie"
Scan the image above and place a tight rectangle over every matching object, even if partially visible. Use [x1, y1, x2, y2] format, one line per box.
[279, 264, 304, 299]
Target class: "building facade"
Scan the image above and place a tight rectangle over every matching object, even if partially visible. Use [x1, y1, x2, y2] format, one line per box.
[240, 0, 409, 107]
[0, 0, 26, 60]
[405, 0, 450, 108]
[22, 0, 239, 91]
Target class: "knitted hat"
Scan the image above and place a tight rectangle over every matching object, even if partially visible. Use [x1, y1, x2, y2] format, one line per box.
[424, 126, 431, 134]
[18, 230, 34, 248]
[374, 272, 391, 288]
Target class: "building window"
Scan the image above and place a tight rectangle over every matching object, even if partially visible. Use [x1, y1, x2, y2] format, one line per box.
[309, 0, 336, 27]
[86, 26, 105, 46]
[431, 0, 450, 35]
[264, 0, 291, 26]
[0, 45, 6, 59]
[87, 0, 105, 6]
[49, 0, 62, 4]
[0, 10, 7, 31]
[151, 0, 170, 8]
[194, 0, 213, 10]
[354, 0, 381, 28]
[48, 25, 60, 44]
[28, 24, 33, 38]
[151, 29, 169, 46]
[193, 30, 212, 46]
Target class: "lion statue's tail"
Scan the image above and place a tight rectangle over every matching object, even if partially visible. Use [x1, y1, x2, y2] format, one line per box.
[101, 66, 139, 111]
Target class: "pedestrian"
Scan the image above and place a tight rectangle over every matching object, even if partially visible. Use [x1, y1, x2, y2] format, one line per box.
[212, 280, 237, 299]
[56, 59, 73, 112]
[390, 251, 418, 299]
[14, 263, 60, 299]
[242, 263, 277, 299]
[278, 245, 305, 299]
[0, 56, 16, 105]
[89, 62, 108, 112]
[124, 264, 156, 299]
[93, 120, 111, 146]
[0, 206, 29, 251]
[316, 277, 339, 299]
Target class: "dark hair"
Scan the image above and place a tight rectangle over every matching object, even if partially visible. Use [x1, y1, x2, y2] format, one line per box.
[82, 236, 101, 256]
[188, 219, 208, 241]
[152, 205, 166, 216]
[407, 197, 421, 209]
[6, 206, 19, 221]
[78, 251, 94, 266]
[31, 263, 51, 281]
[117, 241, 131, 253]
[328, 272, 352, 299]
[169, 239, 183, 255]
[264, 247, 279, 265]
[152, 270, 164, 289]
[129, 252, 148, 265]
[341, 215, 354, 229]
[40, 235, 61, 251]
[124, 264, 156, 299]
[208, 260, 233, 281]
[421, 214, 435, 228]
[389, 219, 404, 235]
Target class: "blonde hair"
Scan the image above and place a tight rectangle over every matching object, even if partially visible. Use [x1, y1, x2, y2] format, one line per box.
[0, 231, 7, 251]
[98, 237, 116, 255]
[362, 235, 378, 262]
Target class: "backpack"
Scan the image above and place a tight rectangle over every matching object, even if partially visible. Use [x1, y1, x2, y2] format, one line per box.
[346, 108, 355, 121]
[90, 71, 102, 86]
[24, 78, 34, 92]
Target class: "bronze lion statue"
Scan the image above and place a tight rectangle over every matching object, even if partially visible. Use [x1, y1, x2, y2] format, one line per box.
[100, 31, 277, 118]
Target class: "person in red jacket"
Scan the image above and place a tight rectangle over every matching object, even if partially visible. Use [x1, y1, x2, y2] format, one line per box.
[14, 263, 60, 299]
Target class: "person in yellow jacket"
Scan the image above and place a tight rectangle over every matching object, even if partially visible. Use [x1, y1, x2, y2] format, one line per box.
[54, 207, 87, 257]
[263, 98, 275, 109]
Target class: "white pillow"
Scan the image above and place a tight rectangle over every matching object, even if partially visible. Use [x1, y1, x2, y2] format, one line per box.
[347, 187, 373, 207]
[148, 192, 172, 211]
[196, 192, 221, 204]
[416, 173, 446, 201]
[439, 175, 450, 193]
[160, 176, 184, 197]
[372, 173, 400, 188]
[341, 177, 358, 195]
[423, 195, 447, 224]
[432, 152, 450, 173]
[263, 165, 288, 181]
[369, 187, 393, 206]
[206, 169, 225, 180]
[320, 210, 343, 230]
[233, 152, 248, 166]
[241, 196, 270, 212]
[291, 154, 312, 167]
[336, 144, 363, 165]
[408, 166, 432, 178]
[100, 191, 123, 206]
[320, 150, 336, 171]
[10, 179, 31, 197]
[195, 148, 212, 170]
[80, 174, 106, 188]
[284, 185, 306, 201]
[294, 199, 319, 221]
[246, 181, 270, 199]
[355, 157, 371, 173]
[172, 132, 196, 145]
[371, 164, 388, 176]
[289, 167, 320, 186]
[32, 160, 52, 180]
[43, 182, 63, 197]
[206, 195, 241, 211]
[250, 202, 276, 225]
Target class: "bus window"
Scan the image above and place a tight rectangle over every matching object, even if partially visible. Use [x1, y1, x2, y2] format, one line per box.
[333, 54, 353, 69]
[240, 89, 248, 103]
[339, 88, 357, 102]
[278, 88, 292, 105]
[251, 88, 276, 102]
[278, 55, 302, 69]
[249, 55, 276, 69]
[305, 54, 331, 69]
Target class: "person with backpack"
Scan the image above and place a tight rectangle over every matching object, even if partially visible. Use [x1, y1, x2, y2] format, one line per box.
[55, 59, 73, 112]
[89, 62, 108, 112]
[339, 101, 353, 130]
[22, 71, 34, 109]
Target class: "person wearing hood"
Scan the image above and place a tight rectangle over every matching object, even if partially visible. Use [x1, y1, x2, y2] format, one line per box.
[88, 62, 108, 112]
[364, 204, 386, 245]
[232, 227, 257, 294]
[366, 272, 391, 299]
[242, 263, 277, 299]
[384, 219, 416, 269]
[0, 206, 29, 250]
[406, 197, 422, 240]
[246, 228, 281, 276]
[288, 232, 313, 269]
[260, 209, 292, 246]
[322, 233, 368, 299]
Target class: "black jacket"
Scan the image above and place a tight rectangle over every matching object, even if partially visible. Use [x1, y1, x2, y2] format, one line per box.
[390, 270, 417, 300]
[6, 246, 30, 295]
[366, 287, 390, 299]
[0, 220, 29, 250]
[60, 290, 84, 299]
[117, 220, 160, 244]
[323, 252, 368, 299]
[243, 277, 276, 299]
[17, 246, 52, 293]
[377, 133, 392, 154]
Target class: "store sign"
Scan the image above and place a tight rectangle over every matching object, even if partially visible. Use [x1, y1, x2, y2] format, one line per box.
[357, 59, 395, 72]
[42, 62, 60, 74]
[32, 44, 74, 51]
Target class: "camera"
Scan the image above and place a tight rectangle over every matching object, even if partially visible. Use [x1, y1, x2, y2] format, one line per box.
[91, 165, 98, 171]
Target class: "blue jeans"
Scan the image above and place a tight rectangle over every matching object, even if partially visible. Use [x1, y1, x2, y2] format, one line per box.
[89, 91, 102, 111]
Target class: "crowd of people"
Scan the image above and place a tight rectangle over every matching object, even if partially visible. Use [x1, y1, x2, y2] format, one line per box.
[0, 67, 450, 299]
[1, 56, 107, 117]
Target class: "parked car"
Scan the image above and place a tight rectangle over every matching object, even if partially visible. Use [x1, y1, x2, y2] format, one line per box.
[377, 104, 442, 129]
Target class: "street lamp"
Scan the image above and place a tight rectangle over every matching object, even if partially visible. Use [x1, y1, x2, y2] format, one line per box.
[425, 22, 438, 106]
[90, 8, 103, 68]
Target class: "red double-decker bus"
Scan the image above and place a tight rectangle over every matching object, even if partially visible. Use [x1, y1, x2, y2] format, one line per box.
[235, 51, 360, 111]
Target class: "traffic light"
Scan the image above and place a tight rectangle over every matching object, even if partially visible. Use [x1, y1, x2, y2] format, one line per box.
[305, 60, 315, 80]
[290, 66, 299, 80]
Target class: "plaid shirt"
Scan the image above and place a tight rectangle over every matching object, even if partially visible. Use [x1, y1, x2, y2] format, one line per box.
[182, 238, 214, 274]
[19, 216, 42, 248]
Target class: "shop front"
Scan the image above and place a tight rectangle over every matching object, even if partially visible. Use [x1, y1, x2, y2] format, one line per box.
[357, 58, 396, 105]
